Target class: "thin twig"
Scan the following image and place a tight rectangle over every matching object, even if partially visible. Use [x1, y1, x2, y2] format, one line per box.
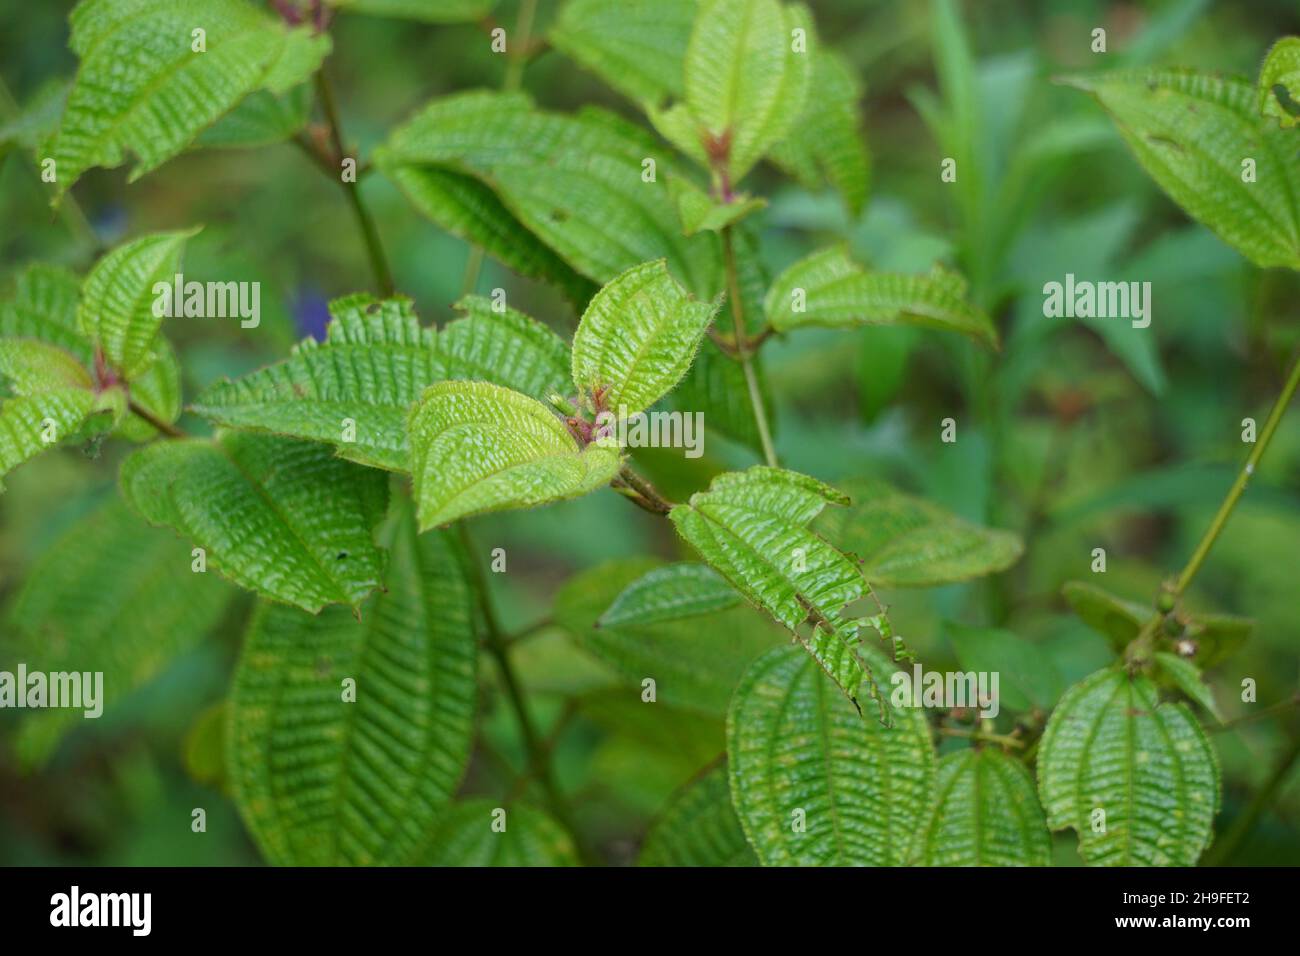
[722, 225, 777, 466]
[127, 401, 185, 439]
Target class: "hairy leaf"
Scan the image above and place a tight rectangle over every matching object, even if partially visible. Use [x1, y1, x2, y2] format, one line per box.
[639, 764, 756, 866]
[1154, 651, 1222, 721]
[227, 508, 477, 866]
[1037, 666, 1219, 866]
[571, 260, 718, 415]
[1259, 37, 1300, 128]
[408, 380, 621, 529]
[1064, 69, 1300, 270]
[0, 264, 92, 365]
[670, 177, 766, 235]
[727, 644, 935, 865]
[550, 0, 695, 105]
[816, 478, 1022, 587]
[441, 294, 571, 401]
[917, 748, 1051, 866]
[53, 0, 330, 195]
[765, 246, 996, 346]
[120, 431, 388, 611]
[0, 339, 93, 392]
[410, 800, 577, 866]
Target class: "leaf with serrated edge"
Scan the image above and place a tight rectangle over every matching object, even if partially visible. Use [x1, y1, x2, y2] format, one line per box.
[764, 246, 996, 346]
[639, 763, 756, 866]
[442, 295, 571, 401]
[410, 799, 577, 866]
[728, 644, 935, 865]
[598, 563, 740, 628]
[917, 749, 1051, 866]
[120, 431, 388, 611]
[227, 506, 476, 866]
[550, 0, 695, 106]
[408, 380, 621, 529]
[0, 264, 91, 365]
[1154, 652, 1222, 722]
[1037, 666, 1219, 866]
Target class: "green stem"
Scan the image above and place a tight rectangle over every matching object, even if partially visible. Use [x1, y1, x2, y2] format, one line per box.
[127, 400, 185, 439]
[1202, 734, 1300, 866]
[313, 70, 395, 297]
[722, 226, 777, 466]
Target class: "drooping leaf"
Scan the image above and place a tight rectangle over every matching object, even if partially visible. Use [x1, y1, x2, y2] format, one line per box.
[948, 622, 1063, 713]
[409, 800, 578, 866]
[1259, 37, 1300, 128]
[571, 260, 719, 415]
[764, 246, 996, 346]
[408, 380, 621, 529]
[1037, 666, 1219, 866]
[598, 563, 740, 628]
[1154, 651, 1222, 721]
[727, 644, 935, 865]
[77, 229, 199, 380]
[192, 295, 441, 471]
[441, 294, 571, 401]
[816, 478, 1022, 587]
[120, 431, 388, 611]
[53, 0, 330, 195]
[549, 0, 695, 105]
[5, 494, 232, 766]
[1061, 580, 1149, 653]
[639, 763, 757, 866]
[227, 508, 477, 866]
[649, 0, 812, 185]
[196, 85, 311, 149]
[916, 748, 1051, 866]
[328, 0, 496, 22]
[1064, 69, 1300, 270]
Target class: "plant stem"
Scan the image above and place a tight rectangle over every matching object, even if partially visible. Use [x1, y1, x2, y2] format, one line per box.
[455, 523, 598, 865]
[312, 70, 395, 297]
[722, 226, 777, 466]
[1208, 693, 1300, 735]
[1202, 733, 1300, 866]
[614, 464, 675, 515]
[127, 401, 185, 438]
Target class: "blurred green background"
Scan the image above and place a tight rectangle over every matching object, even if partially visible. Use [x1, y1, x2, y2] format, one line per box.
[2, 0, 1299, 866]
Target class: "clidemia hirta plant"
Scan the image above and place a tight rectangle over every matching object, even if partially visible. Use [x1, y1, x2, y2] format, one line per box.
[1, 0, 1297, 867]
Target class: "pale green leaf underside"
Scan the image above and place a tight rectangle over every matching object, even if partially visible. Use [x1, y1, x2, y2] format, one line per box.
[5, 494, 232, 766]
[227, 509, 477, 866]
[409, 799, 578, 866]
[1037, 667, 1219, 866]
[639, 764, 757, 866]
[816, 477, 1023, 587]
[728, 645, 935, 865]
[53, 0, 329, 195]
[1066, 68, 1300, 270]
[765, 246, 996, 346]
[917, 748, 1051, 866]
[120, 431, 388, 611]
[1259, 37, 1300, 128]
[408, 380, 621, 529]
[549, 0, 695, 106]
[571, 259, 718, 414]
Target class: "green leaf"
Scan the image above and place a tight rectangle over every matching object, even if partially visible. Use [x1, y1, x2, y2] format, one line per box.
[598, 563, 740, 628]
[375, 91, 720, 292]
[769, 48, 870, 216]
[727, 644, 935, 865]
[1061, 580, 1149, 653]
[408, 380, 621, 529]
[78, 229, 199, 380]
[114, 337, 181, 441]
[196, 85, 311, 149]
[1154, 651, 1222, 721]
[550, 0, 695, 105]
[669, 466, 893, 711]
[1184, 614, 1252, 670]
[0, 79, 69, 156]
[227, 508, 477, 866]
[948, 622, 1063, 712]
[441, 294, 571, 401]
[5, 494, 232, 766]
[409, 800, 578, 866]
[328, 0, 496, 22]
[917, 748, 1051, 866]
[670, 177, 766, 235]
[0, 264, 91, 366]
[764, 246, 997, 346]
[191, 295, 441, 471]
[120, 431, 388, 611]
[816, 478, 1023, 587]
[1259, 37, 1300, 128]
[571, 260, 719, 414]
[1037, 666, 1219, 866]
[650, 0, 812, 185]
[1064, 69, 1300, 270]
[53, 0, 330, 195]
[0, 339, 93, 392]
[639, 763, 757, 866]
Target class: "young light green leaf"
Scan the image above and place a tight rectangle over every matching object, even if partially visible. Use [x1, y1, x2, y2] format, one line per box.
[0, 265, 92, 365]
[1061, 580, 1149, 653]
[571, 260, 719, 414]
[441, 294, 571, 401]
[0, 339, 93, 392]
[1064, 69, 1300, 270]
[120, 431, 388, 611]
[727, 644, 935, 865]
[670, 176, 767, 235]
[598, 563, 740, 628]
[6, 494, 232, 767]
[227, 509, 477, 866]
[1154, 651, 1222, 721]
[1259, 37, 1300, 128]
[550, 0, 695, 105]
[114, 338, 182, 441]
[408, 380, 621, 529]
[948, 622, 1063, 712]
[191, 295, 441, 471]
[78, 229, 198, 380]
[639, 763, 757, 866]
[409, 800, 578, 866]
[1037, 666, 1219, 866]
[917, 748, 1051, 866]
[764, 246, 996, 346]
[328, 0, 496, 22]
[816, 477, 1022, 587]
[650, 0, 812, 185]
[53, 0, 330, 196]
